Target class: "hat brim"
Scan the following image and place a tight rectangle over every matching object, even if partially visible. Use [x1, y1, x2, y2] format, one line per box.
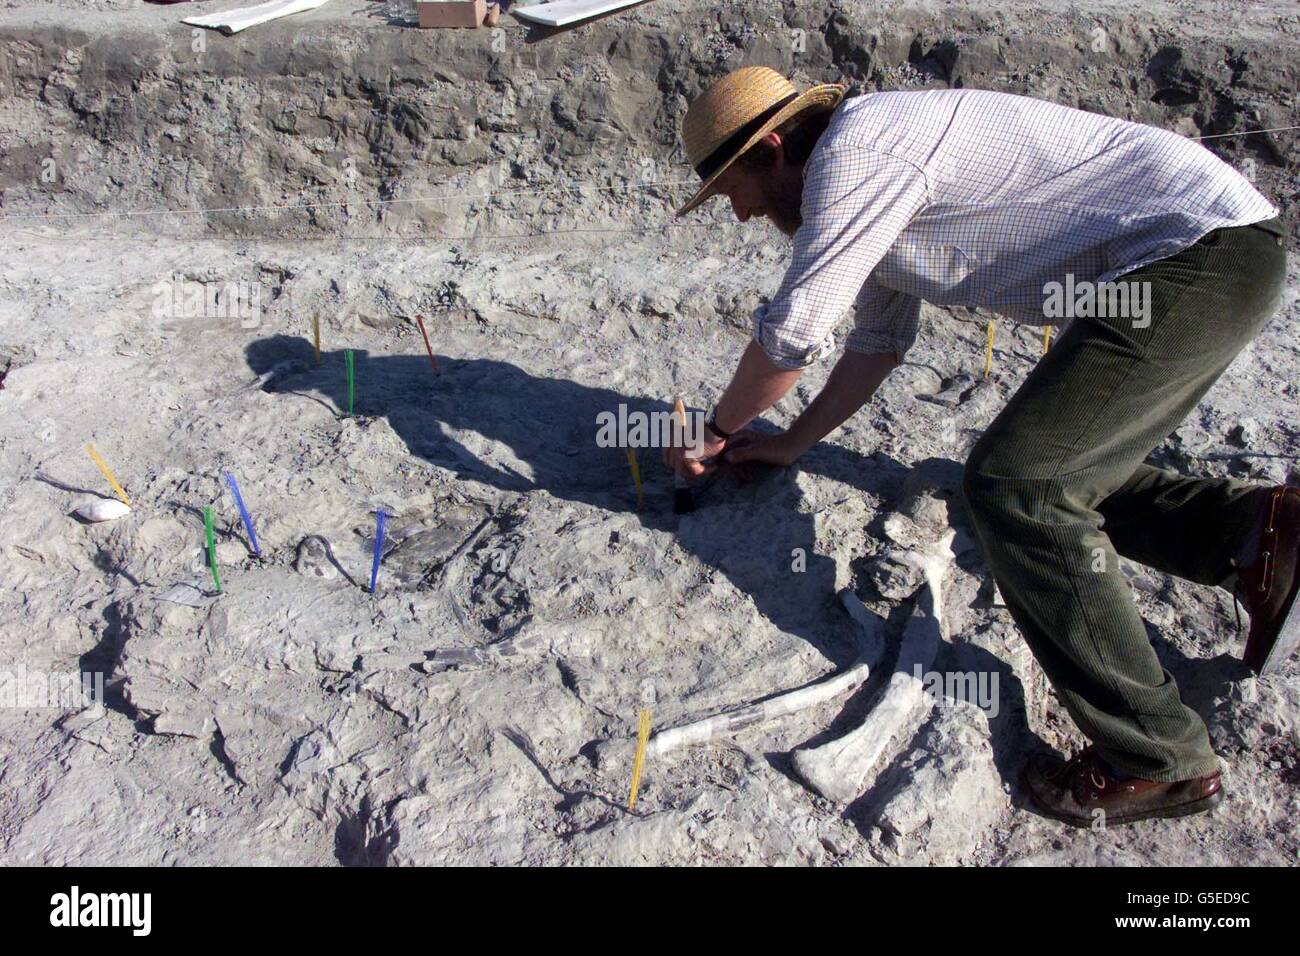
[674, 83, 846, 218]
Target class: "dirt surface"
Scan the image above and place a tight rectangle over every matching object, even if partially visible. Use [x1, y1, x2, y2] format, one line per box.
[0, 0, 1297, 865]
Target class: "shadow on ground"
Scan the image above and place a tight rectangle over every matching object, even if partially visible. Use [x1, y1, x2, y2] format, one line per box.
[245, 333, 910, 670]
[244, 334, 1246, 813]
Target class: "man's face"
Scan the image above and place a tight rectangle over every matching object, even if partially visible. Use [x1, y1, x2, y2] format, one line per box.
[711, 136, 803, 236]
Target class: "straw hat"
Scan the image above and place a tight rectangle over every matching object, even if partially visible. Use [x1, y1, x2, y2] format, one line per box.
[676, 67, 846, 217]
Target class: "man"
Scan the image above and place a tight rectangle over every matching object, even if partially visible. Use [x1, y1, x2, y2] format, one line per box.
[667, 66, 1295, 826]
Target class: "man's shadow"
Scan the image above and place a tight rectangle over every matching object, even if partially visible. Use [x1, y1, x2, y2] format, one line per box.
[245, 334, 915, 661]
[244, 334, 1047, 792]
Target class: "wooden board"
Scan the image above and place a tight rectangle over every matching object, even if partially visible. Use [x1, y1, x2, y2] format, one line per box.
[511, 0, 647, 28]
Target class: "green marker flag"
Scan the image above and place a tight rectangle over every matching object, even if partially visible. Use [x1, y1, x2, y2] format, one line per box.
[345, 349, 355, 417]
[204, 506, 222, 593]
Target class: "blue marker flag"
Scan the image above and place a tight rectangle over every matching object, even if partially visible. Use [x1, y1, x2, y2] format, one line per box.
[223, 470, 261, 558]
[369, 508, 387, 593]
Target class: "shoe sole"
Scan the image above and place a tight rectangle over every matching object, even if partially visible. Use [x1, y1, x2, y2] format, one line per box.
[1028, 785, 1223, 829]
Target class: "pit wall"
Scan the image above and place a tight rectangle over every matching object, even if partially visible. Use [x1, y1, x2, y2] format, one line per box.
[0, 1, 1294, 240]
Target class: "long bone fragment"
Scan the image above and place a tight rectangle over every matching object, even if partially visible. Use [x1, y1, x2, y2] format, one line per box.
[183, 0, 331, 35]
[644, 593, 885, 759]
[792, 530, 956, 804]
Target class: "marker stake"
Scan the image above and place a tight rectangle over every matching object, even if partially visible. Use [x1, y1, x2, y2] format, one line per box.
[345, 349, 355, 416]
[627, 708, 652, 810]
[1043, 324, 1053, 355]
[223, 470, 260, 557]
[414, 315, 440, 377]
[625, 448, 644, 511]
[672, 396, 694, 515]
[85, 443, 130, 506]
[368, 508, 387, 593]
[983, 320, 995, 378]
[203, 506, 222, 593]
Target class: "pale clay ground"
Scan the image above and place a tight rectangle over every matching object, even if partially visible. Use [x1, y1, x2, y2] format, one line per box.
[0, 0, 1297, 864]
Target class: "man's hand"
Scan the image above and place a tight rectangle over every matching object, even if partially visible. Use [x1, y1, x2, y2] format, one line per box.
[659, 342, 802, 481]
[720, 430, 799, 468]
[663, 430, 728, 480]
[664, 347, 897, 482]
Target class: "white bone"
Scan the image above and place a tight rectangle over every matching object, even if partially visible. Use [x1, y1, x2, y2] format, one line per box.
[75, 498, 130, 522]
[183, 0, 331, 36]
[644, 594, 885, 759]
[792, 531, 956, 804]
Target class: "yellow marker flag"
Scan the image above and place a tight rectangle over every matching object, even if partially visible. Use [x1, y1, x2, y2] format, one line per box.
[85, 443, 130, 506]
[1043, 325, 1053, 355]
[983, 320, 996, 378]
[625, 448, 644, 511]
[627, 708, 652, 810]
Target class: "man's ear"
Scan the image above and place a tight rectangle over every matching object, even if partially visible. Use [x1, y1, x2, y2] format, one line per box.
[763, 132, 786, 170]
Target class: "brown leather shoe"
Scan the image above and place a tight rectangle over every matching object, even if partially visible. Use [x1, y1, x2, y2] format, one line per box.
[1023, 747, 1222, 827]
[1237, 486, 1300, 676]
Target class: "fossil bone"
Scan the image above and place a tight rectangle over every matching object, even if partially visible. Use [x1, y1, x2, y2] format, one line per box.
[183, 0, 332, 36]
[792, 530, 956, 804]
[644, 591, 885, 759]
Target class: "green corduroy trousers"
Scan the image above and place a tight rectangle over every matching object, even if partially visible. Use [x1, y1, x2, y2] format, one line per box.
[963, 216, 1289, 781]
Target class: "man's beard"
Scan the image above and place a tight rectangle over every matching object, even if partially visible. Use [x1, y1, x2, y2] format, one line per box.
[763, 182, 802, 236]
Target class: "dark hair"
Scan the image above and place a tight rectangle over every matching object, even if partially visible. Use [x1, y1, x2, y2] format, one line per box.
[737, 106, 834, 168]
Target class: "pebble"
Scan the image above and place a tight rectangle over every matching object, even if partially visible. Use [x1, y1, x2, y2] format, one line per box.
[75, 498, 130, 522]
[294, 536, 338, 580]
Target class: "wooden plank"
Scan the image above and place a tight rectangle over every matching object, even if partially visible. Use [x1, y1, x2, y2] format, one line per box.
[511, 0, 647, 28]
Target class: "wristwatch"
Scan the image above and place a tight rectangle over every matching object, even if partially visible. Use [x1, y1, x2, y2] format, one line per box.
[704, 410, 732, 441]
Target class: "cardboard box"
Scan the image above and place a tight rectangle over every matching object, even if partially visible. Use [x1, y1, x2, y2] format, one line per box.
[416, 0, 486, 29]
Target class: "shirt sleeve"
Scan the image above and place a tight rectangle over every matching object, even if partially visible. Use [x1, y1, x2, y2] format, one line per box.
[845, 278, 923, 363]
[750, 144, 930, 370]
